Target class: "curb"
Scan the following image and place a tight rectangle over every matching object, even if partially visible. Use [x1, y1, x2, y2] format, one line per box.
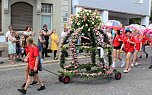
[0, 56, 89, 70]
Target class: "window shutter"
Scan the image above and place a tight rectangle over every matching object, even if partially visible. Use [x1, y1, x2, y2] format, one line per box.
[11, 2, 33, 31]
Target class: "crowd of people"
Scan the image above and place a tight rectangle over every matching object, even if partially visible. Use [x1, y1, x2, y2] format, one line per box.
[106, 28, 151, 73]
[5, 24, 60, 65]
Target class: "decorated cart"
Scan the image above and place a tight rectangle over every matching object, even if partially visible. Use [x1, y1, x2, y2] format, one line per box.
[58, 9, 121, 84]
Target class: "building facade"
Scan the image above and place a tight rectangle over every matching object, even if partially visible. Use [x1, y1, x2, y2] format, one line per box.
[0, 0, 71, 37]
[0, 0, 71, 57]
[72, 0, 151, 26]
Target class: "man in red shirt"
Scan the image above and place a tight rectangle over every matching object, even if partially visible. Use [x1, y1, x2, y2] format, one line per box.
[120, 30, 135, 73]
[18, 38, 45, 94]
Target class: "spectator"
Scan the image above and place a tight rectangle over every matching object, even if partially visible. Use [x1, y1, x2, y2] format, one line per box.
[6, 26, 13, 60]
[21, 36, 26, 58]
[61, 27, 68, 39]
[51, 29, 59, 60]
[42, 24, 51, 57]
[15, 31, 21, 61]
[37, 30, 46, 60]
[8, 31, 16, 64]
[23, 26, 35, 37]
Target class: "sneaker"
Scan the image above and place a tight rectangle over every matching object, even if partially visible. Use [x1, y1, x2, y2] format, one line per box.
[146, 54, 148, 58]
[37, 86, 46, 91]
[111, 62, 116, 68]
[139, 56, 142, 58]
[121, 60, 125, 67]
[21, 83, 26, 88]
[123, 69, 129, 73]
[138, 62, 141, 65]
[128, 68, 131, 72]
[30, 81, 38, 85]
[131, 64, 134, 68]
[135, 62, 139, 66]
[45, 55, 50, 57]
[149, 65, 152, 69]
[0, 61, 4, 64]
[18, 88, 27, 94]
[54, 57, 58, 60]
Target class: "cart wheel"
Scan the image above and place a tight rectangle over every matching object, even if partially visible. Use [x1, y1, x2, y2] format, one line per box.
[62, 76, 70, 84]
[86, 67, 91, 71]
[58, 75, 64, 82]
[115, 72, 121, 80]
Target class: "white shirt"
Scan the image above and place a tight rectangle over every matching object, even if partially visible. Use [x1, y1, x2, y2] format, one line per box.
[6, 31, 11, 37]
[61, 31, 67, 38]
[23, 31, 32, 36]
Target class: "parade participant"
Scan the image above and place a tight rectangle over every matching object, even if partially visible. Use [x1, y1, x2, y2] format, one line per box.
[131, 31, 142, 67]
[51, 29, 59, 60]
[18, 37, 45, 94]
[120, 30, 135, 73]
[139, 32, 149, 58]
[111, 29, 125, 68]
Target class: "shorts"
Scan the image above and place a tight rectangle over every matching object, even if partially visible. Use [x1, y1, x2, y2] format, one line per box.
[28, 69, 38, 77]
[113, 45, 121, 50]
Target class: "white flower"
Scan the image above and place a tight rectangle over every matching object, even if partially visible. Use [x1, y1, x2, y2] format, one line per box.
[85, 24, 88, 26]
[92, 22, 94, 25]
[80, 26, 84, 30]
[89, 10, 91, 13]
[76, 14, 80, 17]
[87, 13, 89, 16]
[77, 22, 80, 25]
[88, 28, 90, 31]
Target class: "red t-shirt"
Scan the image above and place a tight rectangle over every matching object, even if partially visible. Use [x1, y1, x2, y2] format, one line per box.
[113, 35, 123, 47]
[25, 45, 30, 54]
[134, 36, 142, 51]
[123, 36, 135, 53]
[28, 45, 39, 70]
[142, 35, 149, 45]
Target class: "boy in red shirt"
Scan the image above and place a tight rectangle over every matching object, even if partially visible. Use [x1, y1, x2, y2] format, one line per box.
[139, 33, 149, 58]
[18, 38, 45, 94]
[120, 30, 135, 73]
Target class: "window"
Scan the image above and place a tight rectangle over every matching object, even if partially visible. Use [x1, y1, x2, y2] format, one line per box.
[41, 3, 52, 13]
[133, 0, 143, 3]
[41, 4, 52, 30]
[41, 15, 52, 30]
[11, 2, 33, 31]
